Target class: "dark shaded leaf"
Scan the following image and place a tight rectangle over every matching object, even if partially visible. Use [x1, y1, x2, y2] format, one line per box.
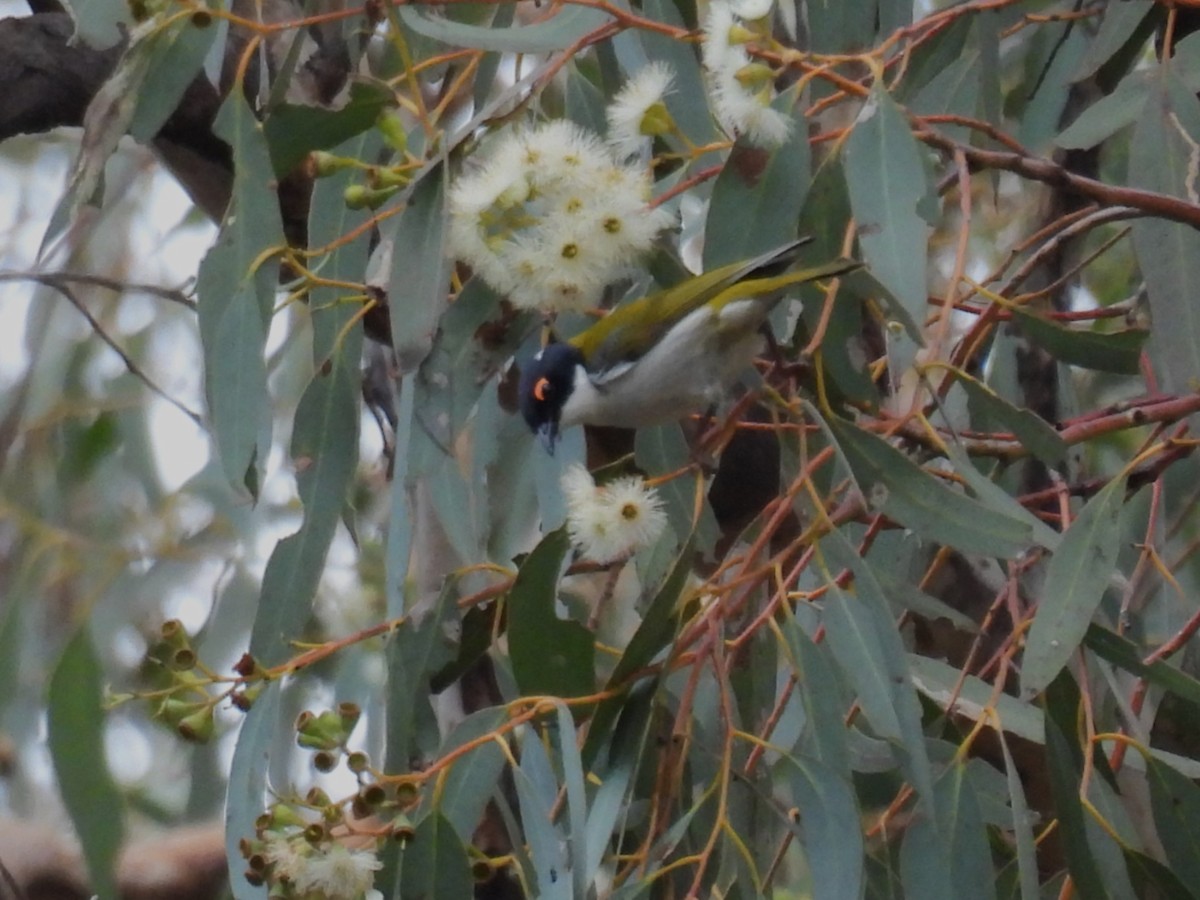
[263, 82, 393, 176]
[807, 0, 876, 53]
[507, 530, 595, 698]
[1083, 625, 1200, 710]
[584, 538, 692, 762]
[399, 812, 474, 899]
[1147, 755, 1200, 889]
[1009, 306, 1147, 375]
[1123, 849, 1197, 900]
[48, 628, 124, 900]
[703, 100, 810, 268]
[1044, 673, 1111, 900]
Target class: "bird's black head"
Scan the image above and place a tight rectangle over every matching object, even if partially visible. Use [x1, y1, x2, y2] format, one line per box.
[518, 342, 584, 454]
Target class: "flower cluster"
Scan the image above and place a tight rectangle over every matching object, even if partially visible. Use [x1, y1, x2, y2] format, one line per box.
[701, 0, 791, 148]
[261, 834, 383, 900]
[448, 120, 675, 314]
[562, 465, 668, 564]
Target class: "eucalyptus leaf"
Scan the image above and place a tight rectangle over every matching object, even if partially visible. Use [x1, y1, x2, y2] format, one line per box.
[824, 415, 1033, 558]
[1056, 71, 1150, 149]
[515, 730, 572, 898]
[703, 96, 810, 268]
[129, 21, 214, 141]
[953, 368, 1067, 465]
[1072, 1, 1154, 83]
[263, 82, 394, 176]
[1083, 625, 1200, 710]
[250, 139, 368, 666]
[389, 164, 450, 373]
[844, 84, 931, 329]
[507, 529, 595, 698]
[997, 732, 1041, 900]
[585, 537, 692, 762]
[399, 812, 474, 899]
[196, 90, 284, 494]
[397, 4, 611, 53]
[1022, 475, 1128, 697]
[41, 20, 158, 255]
[435, 708, 508, 842]
[780, 611, 851, 776]
[1008, 306, 1147, 376]
[780, 751, 865, 900]
[1130, 72, 1200, 394]
[821, 529, 936, 804]
[1044, 674, 1111, 900]
[1147, 755, 1200, 888]
[225, 683, 282, 900]
[48, 628, 125, 900]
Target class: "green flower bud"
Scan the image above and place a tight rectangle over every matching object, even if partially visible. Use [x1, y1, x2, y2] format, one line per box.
[296, 709, 348, 750]
[377, 112, 408, 153]
[177, 705, 215, 743]
[733, 62, 775, 92]
[639, 101, 674, 138]
[344, 184, 400, 210]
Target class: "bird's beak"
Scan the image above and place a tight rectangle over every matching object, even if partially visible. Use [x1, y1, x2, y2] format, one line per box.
[537, 422, 559, 455]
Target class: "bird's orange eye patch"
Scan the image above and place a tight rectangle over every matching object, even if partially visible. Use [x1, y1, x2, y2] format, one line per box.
[533, 377, 551, 401]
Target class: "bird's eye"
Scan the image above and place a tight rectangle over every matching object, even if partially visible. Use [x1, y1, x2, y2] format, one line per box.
[533, 377, 551, 402]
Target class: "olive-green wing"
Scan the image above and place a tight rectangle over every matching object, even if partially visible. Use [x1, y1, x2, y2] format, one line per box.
[571, 242, 858, 373]
[570, 239, 806, 370]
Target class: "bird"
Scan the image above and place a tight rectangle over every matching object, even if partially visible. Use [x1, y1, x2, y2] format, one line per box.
[518, 238, 860, 452]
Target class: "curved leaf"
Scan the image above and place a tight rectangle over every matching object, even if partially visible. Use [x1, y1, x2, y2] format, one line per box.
[49, 628, 125, 900]
[397, 4, 611, 53]
[826, 416, 1033, 558]
[507, 530, 595, 698]
[1009, 306, 1148, 375]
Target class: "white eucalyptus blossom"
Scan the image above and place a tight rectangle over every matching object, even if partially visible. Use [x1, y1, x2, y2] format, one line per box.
[290, 842, 383, 900]
[700, 0, 791, 148]
[449, 121, 674, 313]
[606, 62, 676, 159]
[562, 465, 667, 564]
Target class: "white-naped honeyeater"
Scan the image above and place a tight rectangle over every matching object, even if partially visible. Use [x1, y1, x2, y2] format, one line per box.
[518, 237, 860, 452]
